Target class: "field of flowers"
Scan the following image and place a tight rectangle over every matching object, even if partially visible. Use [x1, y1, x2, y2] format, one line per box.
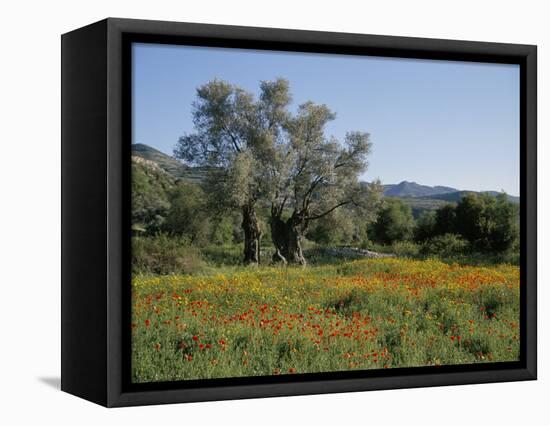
[131, 258, 520, 383]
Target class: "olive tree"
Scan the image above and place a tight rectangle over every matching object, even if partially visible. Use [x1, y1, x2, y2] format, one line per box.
[268, 102, 373, 264]
[174, 79, 291, 264]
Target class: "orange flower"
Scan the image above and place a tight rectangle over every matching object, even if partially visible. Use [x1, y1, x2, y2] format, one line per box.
[288, 368, 296, 374]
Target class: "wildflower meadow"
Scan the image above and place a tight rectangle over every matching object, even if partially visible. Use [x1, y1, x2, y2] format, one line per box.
[131, 258, 519, 382]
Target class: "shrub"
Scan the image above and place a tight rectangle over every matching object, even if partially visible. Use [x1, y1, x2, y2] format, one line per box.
[209, 216, 235, 245]
[422, 233, 469, 258]
[306, 210, 356, 246]
[131, 162, 172, 235]
[163, 181, 211, 244]
[391, 241, 421, 257]
[200, 244, 243, 266]
[454, 193, 518, 253]
[414, 211, 436, 243]
[370, 198, 414, 244]
[434, 204, 457, 236]
[132, 235, 205, 275]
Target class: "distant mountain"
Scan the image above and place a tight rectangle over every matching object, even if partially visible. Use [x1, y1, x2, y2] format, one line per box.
[383, 181, 458, 198]
[380, 180, 519, 217]
[131, 143, 212, 183]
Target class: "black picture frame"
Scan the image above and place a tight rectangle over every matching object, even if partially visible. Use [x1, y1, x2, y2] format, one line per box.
[61, 17, 537, 407]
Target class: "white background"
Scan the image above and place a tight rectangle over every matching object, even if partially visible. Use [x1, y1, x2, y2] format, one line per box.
[1, 0, 547, 424]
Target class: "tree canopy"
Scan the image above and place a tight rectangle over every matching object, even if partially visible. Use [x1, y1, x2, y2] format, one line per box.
[173, 78, 377, 264]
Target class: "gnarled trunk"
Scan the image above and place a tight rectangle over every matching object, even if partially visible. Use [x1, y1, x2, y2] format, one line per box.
[242, 203, 262, 264]
[270, 212, 307, 265]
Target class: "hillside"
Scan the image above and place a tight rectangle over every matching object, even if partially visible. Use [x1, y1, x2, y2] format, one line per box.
[382, 181, 519, 217]
[383, 181, 458, 197]
[132, 143, 187, 177]
[131, 143, 209, 182]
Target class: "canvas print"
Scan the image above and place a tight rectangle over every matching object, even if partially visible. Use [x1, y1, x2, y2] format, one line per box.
[130, 43, 520, 383]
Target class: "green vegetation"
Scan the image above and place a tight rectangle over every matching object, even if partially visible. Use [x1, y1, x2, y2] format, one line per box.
[369, 198, 414, 245]
[131, 162, 520, 274]
[132, 258, 519, 382]
[130, 77, 520, 382]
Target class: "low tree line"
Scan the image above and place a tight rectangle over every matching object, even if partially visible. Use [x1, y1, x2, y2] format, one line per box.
[369, 192, 519, 258]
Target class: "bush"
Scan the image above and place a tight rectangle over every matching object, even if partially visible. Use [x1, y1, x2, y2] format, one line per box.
[164, 181, 211, 244]
[422, 233, 469, 258]
[131, 162, 172, 235]
[306, 210, 355, 246]
[209, 216, 236, 245]
[454, 193, 518, 253]
[434, 204, 457, 236]
[391, 241, 421, 257]
[132, 235, 205, 275]
[414, 211, 436, 243]
[370, 198, 414, 245]
[200, 244, 244, 266]
[412, 194, 519, 255]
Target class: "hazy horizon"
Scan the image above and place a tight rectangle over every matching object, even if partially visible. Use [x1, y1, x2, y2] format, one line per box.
[132, 43, 520, 196]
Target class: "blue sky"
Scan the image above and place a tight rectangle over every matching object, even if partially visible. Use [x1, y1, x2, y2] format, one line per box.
[132, 43, 520, 196]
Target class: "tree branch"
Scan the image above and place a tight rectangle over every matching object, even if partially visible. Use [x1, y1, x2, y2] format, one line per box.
[306, 201, 350, 221]
[221, 123, 241, 153]
[278, 195, 288, 217]
[302, 175, 324, 210]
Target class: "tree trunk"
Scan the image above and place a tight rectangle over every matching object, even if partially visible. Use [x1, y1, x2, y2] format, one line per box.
[242, 203, 262, 264]
[270, 212, 307, 265]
